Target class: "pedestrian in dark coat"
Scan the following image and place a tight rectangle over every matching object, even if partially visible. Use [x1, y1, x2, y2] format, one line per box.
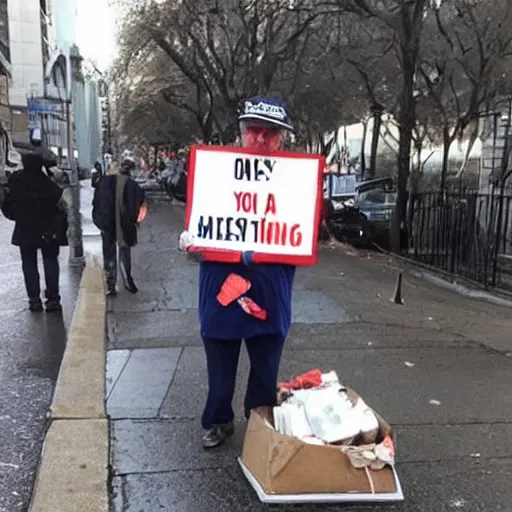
[91, 161, 103, 189]
[92, 159, 146, 296]
[0, 152, 68, 312]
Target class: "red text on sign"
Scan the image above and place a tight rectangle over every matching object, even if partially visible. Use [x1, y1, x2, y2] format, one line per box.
[234, 191, 278, 216]
[264, 193, 277, 216]
[234, 191, 258, 214]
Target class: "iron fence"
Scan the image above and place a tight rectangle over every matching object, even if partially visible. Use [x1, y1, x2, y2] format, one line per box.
[407, 188, 512, 292]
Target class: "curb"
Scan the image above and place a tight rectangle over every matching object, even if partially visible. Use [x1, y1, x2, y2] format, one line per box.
[409, 269, 512, 309]
[29, 254, 109, 512]
[350, 239, 512, 309]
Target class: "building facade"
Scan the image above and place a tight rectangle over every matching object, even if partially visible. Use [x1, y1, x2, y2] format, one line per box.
[479, 99, 512, 192]
[6, 0, 53, 142]
[4, 0, 102, 168]
[0, 0, 11, 130]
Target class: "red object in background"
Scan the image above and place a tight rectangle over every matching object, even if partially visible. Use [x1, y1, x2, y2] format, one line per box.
[278, 369, 323, 390]
[237, 296, 267, 320]
[217, 273, 251, 306]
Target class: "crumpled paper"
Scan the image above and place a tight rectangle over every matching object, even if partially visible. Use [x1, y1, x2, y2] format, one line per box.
[341, 435, 395, 470]
[285, 383, 380, 445]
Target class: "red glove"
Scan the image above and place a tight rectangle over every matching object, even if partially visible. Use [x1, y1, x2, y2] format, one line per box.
[217, 274, 251, 306]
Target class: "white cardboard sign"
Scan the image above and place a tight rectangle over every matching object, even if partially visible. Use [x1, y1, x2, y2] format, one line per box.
[185, 146, 324, 266]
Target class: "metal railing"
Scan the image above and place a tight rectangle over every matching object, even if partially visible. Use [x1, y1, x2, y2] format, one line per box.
[407, 188, 512, 291]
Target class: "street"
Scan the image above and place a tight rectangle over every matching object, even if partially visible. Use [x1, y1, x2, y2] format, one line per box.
[0, 218, 81, 512]
[4, 0, 512, 509]
[108, 199, 512, 512]
[0, 181, 100, 512]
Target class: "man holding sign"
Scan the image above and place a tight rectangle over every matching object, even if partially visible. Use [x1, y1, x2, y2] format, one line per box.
[180, 97, 323, 449]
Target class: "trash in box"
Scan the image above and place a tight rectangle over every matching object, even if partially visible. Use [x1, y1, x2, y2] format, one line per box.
[239, 369, 404, 504]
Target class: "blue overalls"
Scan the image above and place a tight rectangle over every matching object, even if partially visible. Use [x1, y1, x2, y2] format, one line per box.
[199, 261, 295, 429]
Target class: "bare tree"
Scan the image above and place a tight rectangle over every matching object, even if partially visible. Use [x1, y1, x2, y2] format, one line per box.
[337, 15, 398, 179]
[324, 0, 428, 251]
[419, 0, 512, 191]
[114, 0, 361, 146]
[121, 0, 340, 135]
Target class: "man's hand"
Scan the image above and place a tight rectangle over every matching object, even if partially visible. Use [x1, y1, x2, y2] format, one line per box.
[179, 230, 195, 252]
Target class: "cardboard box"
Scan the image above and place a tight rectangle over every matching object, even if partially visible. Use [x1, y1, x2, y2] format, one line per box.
[239, 394, 404, 504]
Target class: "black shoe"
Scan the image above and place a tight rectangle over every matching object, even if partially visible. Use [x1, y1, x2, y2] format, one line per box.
[202, 423, 234, 449]
[124, 276, 138, 294]
[29, 298, 43, 312]
[45, 299, 62, 312]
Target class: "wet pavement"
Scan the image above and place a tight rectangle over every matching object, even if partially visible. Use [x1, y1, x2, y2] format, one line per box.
[0, 223, 80, 512]
[0, 180, 101, 512]
[108, 200, 512, 512]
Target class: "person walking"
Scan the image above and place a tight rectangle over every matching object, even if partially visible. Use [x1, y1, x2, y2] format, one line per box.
[93, 158, 146, 296]
[1, 152, 68, 312]
[179, 97, 296, 449]
[91, 161, 103, 189]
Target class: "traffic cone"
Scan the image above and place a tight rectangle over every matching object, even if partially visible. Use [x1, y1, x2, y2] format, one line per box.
[391, 271, 404, 305]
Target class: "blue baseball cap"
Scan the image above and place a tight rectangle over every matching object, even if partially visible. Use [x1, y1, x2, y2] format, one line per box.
[238, 97, 294, 131]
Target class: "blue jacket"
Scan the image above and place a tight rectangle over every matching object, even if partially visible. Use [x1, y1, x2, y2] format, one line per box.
[199, 261, 296, 340]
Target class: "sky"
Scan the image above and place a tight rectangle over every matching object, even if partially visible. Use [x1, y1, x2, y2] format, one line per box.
[75, 0, 118, 71]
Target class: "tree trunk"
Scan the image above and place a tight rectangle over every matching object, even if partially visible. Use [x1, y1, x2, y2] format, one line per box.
[360, 118, 368, 177]
[203, 112, 214, 142]
[390, 0, 428, 253]
[153, 146, 159, 172]
[440, 127, 451, 193]
[369, 107, 382, 180]
[456, 119, 480, 180]
[305, 127, 313, 153]
[392, 60, 416, 253]
[318, 132, 326, 155]
[415, 140, 422, 178]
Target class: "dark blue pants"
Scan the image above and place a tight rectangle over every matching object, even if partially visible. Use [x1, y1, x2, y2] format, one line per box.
[201, 334, 286, 429]
[20, 244, 60, 300]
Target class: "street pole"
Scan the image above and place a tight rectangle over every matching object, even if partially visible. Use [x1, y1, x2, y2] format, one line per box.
[66, 99, 84, 266]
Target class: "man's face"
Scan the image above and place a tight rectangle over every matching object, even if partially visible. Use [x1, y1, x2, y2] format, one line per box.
[240, 121, 283, 152]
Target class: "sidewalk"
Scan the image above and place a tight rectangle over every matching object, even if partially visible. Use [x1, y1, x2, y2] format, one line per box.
[0, 216, 81, 512]
[108, 200, 512, 512]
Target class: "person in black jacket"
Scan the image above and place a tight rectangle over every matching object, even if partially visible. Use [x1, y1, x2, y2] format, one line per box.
[91, 161, 103, 189]
[92, 158, 146, 296]
[1, 152, 68, 312]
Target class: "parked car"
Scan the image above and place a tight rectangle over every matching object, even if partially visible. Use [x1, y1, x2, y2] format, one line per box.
[356, 178, 396, 247]
[326, 177, 396, 248]
[325, 199, 369, 245]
